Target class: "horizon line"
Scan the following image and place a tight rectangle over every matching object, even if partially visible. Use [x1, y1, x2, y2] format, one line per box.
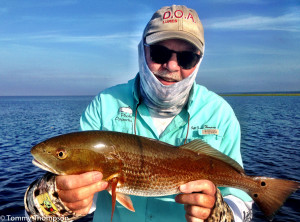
[1, 91, 300, 97]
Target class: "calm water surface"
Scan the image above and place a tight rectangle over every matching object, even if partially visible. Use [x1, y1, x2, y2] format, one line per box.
[0, 96, 299, 221]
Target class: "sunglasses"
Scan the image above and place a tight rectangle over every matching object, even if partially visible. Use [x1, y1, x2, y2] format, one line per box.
[144, 43, 202, 69]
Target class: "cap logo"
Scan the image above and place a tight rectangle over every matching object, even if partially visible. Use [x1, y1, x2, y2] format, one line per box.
[163, 10, 195, 24]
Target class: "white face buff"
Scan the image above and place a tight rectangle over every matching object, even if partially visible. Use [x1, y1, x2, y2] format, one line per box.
[138, 40, 203, 117]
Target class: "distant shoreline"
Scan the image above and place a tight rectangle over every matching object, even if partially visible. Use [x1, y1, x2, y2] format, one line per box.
[220, 93, 300, 96]
[1, 93, 300, 97]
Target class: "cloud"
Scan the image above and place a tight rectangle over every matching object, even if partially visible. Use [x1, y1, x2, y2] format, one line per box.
[205, 11, 300, 32]
[0, 32, 142, 46]
[39, 33, 141, 43]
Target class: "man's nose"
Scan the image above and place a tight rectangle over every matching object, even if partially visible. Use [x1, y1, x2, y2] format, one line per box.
[163, 53, 180, 71]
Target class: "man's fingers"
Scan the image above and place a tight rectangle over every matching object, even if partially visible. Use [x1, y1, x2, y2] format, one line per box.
[185, 214, 204, 222]
[175, 193, 215, 209]
[71, 201, 94, 216]
[64, 196, 94, 211]
[56, 171, 104, 190]
[179, 180, 216, 196]
[184, 204, 211, 220]
[58, 181, 107, 203]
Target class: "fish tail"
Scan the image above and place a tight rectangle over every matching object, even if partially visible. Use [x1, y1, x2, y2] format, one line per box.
[249, 176, 300, 220]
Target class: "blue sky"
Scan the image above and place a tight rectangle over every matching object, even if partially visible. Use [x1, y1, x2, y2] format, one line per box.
[0, 0, 300, 96]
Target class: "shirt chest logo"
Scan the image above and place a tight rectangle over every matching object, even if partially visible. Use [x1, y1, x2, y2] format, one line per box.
[191, 125, 219, 135]
[115, 107, 133, 123]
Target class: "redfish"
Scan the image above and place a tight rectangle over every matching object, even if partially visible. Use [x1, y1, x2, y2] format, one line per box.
[31, 131, 300, 221]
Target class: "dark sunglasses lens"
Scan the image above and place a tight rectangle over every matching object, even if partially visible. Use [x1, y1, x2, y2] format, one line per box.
[150, 45, 172, 64]
[149, 44, 201, 69]
[177, 52, 201, 69]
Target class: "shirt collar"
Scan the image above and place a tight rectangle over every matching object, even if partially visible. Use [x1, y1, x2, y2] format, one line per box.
[132, 74, 141, 106]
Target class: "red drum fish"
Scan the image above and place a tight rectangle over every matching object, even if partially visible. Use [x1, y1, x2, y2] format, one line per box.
[31, 131, 300, 221]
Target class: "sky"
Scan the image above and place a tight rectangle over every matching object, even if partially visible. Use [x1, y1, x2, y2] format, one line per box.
[0, 0, 300, 96]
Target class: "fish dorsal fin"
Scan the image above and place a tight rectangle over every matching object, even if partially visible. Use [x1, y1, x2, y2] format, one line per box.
[179, 139, 244, 173]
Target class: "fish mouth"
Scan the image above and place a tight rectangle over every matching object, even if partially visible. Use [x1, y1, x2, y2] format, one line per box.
[32, 159, 60, 175]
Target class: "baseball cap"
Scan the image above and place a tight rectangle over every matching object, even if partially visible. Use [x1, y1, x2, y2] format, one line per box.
[143, 5, 205, 53]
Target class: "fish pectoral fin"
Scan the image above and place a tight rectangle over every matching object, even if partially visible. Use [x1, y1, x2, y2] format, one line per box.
[115, 193, 135, 212]
[179, 139, 244, 173]
[108, 189, 135, 212]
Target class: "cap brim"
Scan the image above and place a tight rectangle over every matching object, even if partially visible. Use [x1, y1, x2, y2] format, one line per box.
[145, 31, 204, 53]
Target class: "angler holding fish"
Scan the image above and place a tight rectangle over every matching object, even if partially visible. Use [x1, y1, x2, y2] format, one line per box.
[24, 5, 299, 222]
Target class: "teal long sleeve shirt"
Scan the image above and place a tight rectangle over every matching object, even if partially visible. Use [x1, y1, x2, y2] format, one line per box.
[79, 75, 252, 222]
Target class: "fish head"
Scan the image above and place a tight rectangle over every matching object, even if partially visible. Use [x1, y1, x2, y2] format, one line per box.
[31, 133, 121, 177]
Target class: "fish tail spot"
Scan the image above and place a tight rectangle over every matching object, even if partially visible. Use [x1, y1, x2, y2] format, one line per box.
[251, 176, 300, 220]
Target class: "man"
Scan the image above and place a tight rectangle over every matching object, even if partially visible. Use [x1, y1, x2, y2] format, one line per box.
[25, 5, 253, 222]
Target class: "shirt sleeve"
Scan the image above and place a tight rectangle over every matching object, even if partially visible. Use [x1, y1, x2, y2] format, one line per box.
[224, 195, 254, 222]
[80, 95, 102, 131]
[219, 114, 243, 166]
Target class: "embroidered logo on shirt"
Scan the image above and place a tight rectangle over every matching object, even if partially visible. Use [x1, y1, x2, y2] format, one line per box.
[201, 129, 219, 135]
[191, 125, 219, 135]
[115, 107, 133, 123]
[119, 107, 133, 115]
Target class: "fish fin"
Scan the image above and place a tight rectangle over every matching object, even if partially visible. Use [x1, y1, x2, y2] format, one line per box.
[110, 177, 119, 222]
[179, 139, 244, 173]
[115, 193, 135, 212]
[107, 190, 135, 212]
[250, 177, 300, 220]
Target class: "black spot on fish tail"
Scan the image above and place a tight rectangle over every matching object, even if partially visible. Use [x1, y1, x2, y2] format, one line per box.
[53, 191, 59, 199]
[250, 177, 300, 220]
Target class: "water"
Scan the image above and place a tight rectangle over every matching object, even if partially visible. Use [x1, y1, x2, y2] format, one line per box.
[225, 96, 300, 222]
[0, 96, 299, 221]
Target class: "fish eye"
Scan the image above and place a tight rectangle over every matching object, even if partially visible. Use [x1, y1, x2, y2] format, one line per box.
[56, 149, 67, 160]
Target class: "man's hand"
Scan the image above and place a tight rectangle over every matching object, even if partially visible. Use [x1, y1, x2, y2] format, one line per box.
[56, 172, 108, 215]
[175, 180, 216, 222]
